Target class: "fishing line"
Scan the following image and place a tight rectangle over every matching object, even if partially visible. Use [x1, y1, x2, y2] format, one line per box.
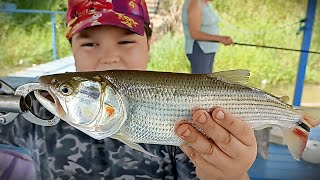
[213, 15, 320, 54]
[211, 40, 320, 54]
[233, 42, 320, 55]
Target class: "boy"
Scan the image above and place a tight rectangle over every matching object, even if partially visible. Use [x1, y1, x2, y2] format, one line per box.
[0, 0, 257, 179]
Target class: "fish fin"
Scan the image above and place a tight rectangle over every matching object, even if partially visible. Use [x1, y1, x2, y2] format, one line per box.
[282, 123, 309, 160]
[209, 69, 250, 84]
[254, 129, 271, 160]
[300, 107, 320, 127]
[283, 106, 320, 159]
[110, 133, 157, 157]
[252, 124, 273, 130]
[278, 96, 290, 103]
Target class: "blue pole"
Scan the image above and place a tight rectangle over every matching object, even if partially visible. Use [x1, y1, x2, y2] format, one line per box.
[293, 0, 317, 106]
[51, 13, 57, 61]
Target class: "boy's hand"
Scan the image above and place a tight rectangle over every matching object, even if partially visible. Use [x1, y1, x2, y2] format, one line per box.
[176, 108, 257, 180]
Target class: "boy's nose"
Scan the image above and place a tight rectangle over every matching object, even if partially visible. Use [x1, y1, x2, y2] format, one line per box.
[99, 51, 121, 64]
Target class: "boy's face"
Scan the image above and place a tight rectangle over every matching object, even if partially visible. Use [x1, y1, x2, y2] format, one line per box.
[71, 25, 151, 72]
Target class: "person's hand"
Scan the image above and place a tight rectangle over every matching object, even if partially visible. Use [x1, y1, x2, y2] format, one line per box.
[219, 36, 234, 46]
[176, 107, 257, 180]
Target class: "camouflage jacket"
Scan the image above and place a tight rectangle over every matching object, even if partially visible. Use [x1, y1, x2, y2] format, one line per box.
[0, 95, 197, 180]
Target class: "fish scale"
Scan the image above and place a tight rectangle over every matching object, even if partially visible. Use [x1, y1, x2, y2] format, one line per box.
[106, 72, 301, 145]
[35, 70, 320, 159]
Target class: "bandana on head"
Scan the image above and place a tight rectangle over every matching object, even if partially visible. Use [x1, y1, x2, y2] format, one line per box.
[66, 0, 150, 39]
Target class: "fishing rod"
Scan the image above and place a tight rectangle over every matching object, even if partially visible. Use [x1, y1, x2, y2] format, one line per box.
[233, 42, 320, 55]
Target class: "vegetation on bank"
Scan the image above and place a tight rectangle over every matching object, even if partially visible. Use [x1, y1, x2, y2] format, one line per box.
[0, 0, 319, 90]
[152, 0, 320, 89]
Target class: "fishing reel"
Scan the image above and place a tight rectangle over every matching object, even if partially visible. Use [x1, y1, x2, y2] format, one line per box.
[0, 80, 60, 126]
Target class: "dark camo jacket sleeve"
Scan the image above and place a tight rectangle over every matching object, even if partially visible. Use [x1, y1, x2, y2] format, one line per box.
[0, 96, 198, 180]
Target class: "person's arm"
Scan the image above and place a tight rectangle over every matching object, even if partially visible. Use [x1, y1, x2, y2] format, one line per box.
[176, 107, 257, 180]
[187, 0, 233, 46]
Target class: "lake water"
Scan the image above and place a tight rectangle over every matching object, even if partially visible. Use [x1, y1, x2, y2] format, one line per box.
[267, 84, 320, 106]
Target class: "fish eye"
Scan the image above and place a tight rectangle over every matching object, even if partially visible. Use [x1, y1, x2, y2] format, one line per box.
[59, 84, 73, 96]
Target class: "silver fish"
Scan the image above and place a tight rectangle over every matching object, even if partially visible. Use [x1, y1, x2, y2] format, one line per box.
[34, 70, 320, 159]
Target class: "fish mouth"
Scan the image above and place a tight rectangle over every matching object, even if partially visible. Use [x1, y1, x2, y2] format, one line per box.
[34, 89, 62, 117]
[38, 90, 55, 103]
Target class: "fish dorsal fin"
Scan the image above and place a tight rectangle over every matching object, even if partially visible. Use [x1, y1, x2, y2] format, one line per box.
[209, 69, 250, 84]
[278, 96, 290, 103]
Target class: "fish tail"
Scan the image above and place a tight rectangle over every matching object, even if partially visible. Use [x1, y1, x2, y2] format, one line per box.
[282, 122, 309, 160]
[284, 107, 320, 160]
[300, 107, 320, 127]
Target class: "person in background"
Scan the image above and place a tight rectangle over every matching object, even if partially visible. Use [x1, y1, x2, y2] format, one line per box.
[0, 0, 257, 179]
[182, 0, 234, 74]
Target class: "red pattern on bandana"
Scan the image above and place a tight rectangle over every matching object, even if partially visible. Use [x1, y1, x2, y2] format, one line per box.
[66, 0, 150, 39]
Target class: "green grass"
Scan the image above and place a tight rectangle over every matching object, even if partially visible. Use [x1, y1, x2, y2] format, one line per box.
[213, 0, 320, 87]
[0, 0, 319, 90]
[148, 0, 320, 89]
[148, 33, 190, 73]
[0, 13, 71, 74]
[148, 30, 320, 89]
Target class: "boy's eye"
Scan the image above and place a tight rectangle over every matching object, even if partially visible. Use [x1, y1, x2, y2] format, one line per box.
[82, 43, 98, 47]
[118, 41, 134, 45]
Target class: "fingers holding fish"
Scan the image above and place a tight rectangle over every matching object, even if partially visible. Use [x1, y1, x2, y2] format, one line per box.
[176, 123, 213, 152]
[179, 141, 249, 180]
[190, 109, 244, 159]
[209, 108, 257, 170]
[179, 143, 226, 180]
[176, 120, 239, 170]
[186, 108, 257, 178]
[176, 123, 221, 158]
[193, 110, 233, 146]
[211, 108, 256, 147]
